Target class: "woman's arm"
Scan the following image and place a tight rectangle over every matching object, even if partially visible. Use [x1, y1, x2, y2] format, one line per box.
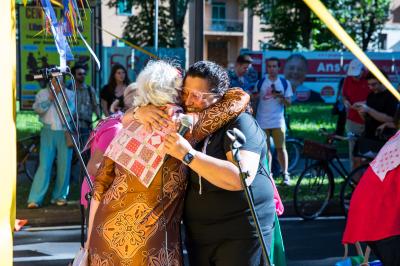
[122, 88, 250, 138]
[87, 149, 105, 177]
[164, 133, 260, 191]
[101, 99, 110, 117]
[86, 157, 115, 247]
[189, 88, 250, 144]
[85, 199, 99, 248]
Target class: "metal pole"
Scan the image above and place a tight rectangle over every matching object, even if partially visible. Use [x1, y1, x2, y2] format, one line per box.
[154, 0, 159, 52]
[194, 0, 204, 61]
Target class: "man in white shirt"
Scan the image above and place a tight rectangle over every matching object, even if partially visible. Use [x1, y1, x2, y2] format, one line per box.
[256, 57, 293, 184]
[27, 77, 75, 208]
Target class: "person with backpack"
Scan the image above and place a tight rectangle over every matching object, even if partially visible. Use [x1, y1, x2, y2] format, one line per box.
[255, 57, 293, 185]
[67, 64, 101, 149]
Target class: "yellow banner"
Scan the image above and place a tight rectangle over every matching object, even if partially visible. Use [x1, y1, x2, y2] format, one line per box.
[0, 0, 16, 264]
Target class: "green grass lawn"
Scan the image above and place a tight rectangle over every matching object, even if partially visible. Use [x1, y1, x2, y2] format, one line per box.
[287, 103, 348, 155]
[16, 110, 42, 140]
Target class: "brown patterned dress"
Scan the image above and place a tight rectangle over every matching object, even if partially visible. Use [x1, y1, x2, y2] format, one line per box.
[88, 89, 249, 266]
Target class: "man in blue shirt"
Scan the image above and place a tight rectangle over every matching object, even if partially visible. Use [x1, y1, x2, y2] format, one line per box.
[228, 54, 255, 93]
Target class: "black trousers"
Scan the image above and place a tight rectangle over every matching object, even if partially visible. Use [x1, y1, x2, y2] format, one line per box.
[334, 110, 347, 136]
[186, 236, 271, 266]
[367, 235, 400, 266]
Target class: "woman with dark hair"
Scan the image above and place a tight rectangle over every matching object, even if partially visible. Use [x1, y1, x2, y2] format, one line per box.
[100, 64, 130, 116]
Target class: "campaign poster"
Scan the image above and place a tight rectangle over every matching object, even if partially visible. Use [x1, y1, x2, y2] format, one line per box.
[18, 6, 93, 110]
[261, 51, 400, 103]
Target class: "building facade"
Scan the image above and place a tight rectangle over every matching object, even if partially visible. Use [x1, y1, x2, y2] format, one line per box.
[100, 0, 400, 68]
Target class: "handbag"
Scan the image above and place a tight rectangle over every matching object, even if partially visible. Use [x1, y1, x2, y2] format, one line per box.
[65, 131, 78, 148]
[71, 248, 88, 266]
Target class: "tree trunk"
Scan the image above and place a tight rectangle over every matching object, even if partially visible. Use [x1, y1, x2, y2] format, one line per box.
[298, 2, 312, 49]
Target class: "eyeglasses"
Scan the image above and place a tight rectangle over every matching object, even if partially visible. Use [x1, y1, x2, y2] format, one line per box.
[76, 72, 86, 76]
[182, 89, 221, 101]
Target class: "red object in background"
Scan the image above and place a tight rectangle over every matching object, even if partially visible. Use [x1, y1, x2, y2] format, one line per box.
[14, 219, 28, 231]
[248, 53, 263, 72]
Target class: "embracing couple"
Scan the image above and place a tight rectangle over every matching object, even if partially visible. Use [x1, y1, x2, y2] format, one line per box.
[86, 60, 277, 266]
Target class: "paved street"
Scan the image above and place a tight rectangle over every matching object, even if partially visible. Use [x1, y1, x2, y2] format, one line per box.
[14, 217, 364, 266]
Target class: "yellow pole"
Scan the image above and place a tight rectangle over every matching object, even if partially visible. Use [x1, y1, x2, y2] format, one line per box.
[0, 0, 17, 265]
[303, 0, 400, 101]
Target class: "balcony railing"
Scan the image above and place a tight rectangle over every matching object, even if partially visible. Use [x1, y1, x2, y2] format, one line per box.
[207, 19, 243, 32]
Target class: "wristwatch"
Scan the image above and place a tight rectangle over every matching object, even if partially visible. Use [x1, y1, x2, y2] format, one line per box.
[182, 149, 197, 165]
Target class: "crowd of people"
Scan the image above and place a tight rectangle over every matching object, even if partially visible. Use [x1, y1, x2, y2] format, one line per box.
[25, 54, 400, 265]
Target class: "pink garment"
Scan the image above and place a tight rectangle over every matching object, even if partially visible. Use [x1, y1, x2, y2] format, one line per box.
[270, 177, 284, 215]
[80, 116, 123, 208]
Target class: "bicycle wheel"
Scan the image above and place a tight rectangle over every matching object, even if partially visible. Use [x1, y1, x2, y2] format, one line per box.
[24, 142, 40, 182]
[286, 138, 303, 172]
[294, 162, 334, 220]
[17, 135, 40, 182]
[340, 164, 369, 216]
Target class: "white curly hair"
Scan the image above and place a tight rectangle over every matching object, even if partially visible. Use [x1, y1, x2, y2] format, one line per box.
[134, 60, 182, 107]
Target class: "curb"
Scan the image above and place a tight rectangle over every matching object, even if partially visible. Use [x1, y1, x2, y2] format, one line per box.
[17, 204, 82, 227]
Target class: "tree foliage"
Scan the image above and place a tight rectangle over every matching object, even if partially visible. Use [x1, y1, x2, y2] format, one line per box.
[242, 0, 390, 51]
[107, 0, 189, 48]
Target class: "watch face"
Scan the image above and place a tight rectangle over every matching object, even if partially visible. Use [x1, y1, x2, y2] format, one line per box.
[184, 152, 194, 165]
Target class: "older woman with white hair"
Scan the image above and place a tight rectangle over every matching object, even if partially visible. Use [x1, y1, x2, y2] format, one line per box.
[85, 60, 250, 265]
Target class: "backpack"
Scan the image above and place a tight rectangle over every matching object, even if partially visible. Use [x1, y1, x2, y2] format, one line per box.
[256, 76, 289, 94]
[255, 76, 290, 129]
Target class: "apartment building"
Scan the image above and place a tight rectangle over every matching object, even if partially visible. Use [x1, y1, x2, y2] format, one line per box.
[194, 0, 269, 67]
[380, 0, 400, 51]
[101, 0, 269, 67]
[101, 0, 400, 68]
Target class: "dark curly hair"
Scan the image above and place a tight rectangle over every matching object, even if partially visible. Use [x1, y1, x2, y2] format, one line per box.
[71, 64, 87, 76]
[184, 60, 229, 95]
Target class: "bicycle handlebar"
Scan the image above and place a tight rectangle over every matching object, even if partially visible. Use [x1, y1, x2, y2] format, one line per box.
[318, 128, 358, 142]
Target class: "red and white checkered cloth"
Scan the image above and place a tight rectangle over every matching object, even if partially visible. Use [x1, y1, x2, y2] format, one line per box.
[104, 105, 183, 187]
[370, 130, 400, 181]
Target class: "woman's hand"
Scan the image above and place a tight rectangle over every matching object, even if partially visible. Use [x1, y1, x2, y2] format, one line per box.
[123, 105, 170, 131]
[164, 133, 193, 161]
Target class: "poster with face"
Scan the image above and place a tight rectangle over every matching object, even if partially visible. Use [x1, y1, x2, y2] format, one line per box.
[245, 50, 400, 103]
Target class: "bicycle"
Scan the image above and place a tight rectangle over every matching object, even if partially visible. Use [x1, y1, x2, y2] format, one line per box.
[17, 135, 40, 181]
[17, 132, 89, 183]
[293, 129, 369, 220]
[339, 138, 382, 215]
[286, 137, 304, 173]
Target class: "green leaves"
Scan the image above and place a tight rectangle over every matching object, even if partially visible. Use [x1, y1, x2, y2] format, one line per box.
[241, 0, 390, 51]
[107, 0, 190, 48]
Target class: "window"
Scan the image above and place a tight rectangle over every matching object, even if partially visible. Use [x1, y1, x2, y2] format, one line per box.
[212, 3, 226, 21]
[116, 0, 132, 16]
[211, 2, 226, 30]
[378, 33, 387, 50]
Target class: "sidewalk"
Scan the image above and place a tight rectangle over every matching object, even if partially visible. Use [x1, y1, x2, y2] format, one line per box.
[17, 201, 82, 227]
